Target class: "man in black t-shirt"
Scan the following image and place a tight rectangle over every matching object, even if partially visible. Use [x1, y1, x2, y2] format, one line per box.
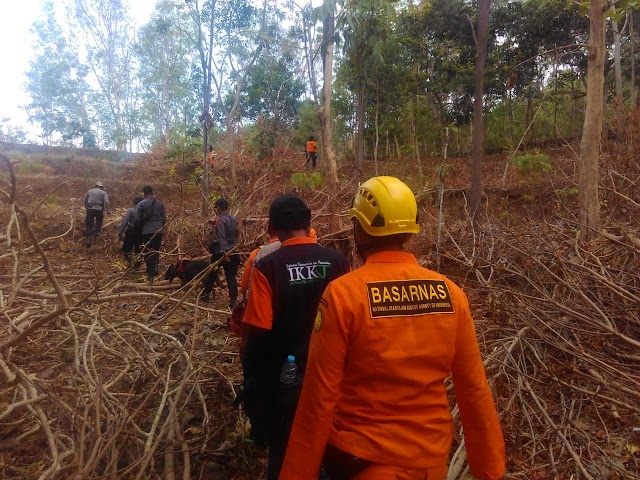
[240, 194, 349, 480]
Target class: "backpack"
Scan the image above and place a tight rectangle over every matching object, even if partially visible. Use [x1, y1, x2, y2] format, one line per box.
[122, 208, 139, 236]
[135, 199, 156, 231]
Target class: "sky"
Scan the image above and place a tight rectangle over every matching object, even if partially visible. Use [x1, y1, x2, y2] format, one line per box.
[0, 0, 157, 142]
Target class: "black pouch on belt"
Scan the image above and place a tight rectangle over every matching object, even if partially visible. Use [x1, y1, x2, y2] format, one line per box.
[321, 443, 372, 480]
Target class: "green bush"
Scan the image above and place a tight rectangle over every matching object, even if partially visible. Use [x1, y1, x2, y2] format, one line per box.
[290, 171, 325, 190]
[512, 153, 552, 177]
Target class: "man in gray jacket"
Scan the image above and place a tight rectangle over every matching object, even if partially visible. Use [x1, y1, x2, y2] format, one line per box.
[117, 196, 143, 269]
[136, 186, 167, 284]
[84, 181, 111, 247]
[211, 198, 239, 309]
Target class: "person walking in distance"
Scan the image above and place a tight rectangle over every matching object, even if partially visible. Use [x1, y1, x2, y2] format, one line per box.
[210, 198, 240, 309]
[117, 196, 143, 269]
[280, 176, 506, 480]
[305, 136, 317, 170]
[239, 194, 350, 480]
[83, 181, 110, 247]
[136, 186, 166, 284]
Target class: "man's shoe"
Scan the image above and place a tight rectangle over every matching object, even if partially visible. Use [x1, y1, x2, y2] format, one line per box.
[85, 237, 92, 247]
[147, 275, 155, 285]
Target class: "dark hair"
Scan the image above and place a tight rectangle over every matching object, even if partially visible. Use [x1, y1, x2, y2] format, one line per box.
[142, 186, 153, 196]
[309, 135, 315, 141]
[214, 198, 229, 211]
[133, 196, 143, 205]
[208, 145, 213, 152]
[269, 194, 311, 231]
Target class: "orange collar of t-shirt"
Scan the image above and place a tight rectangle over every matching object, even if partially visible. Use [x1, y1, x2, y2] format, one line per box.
[364, 250, 417, 265]
[281, 236, 317, 247]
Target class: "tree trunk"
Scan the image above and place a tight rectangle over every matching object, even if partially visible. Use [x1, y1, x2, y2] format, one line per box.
[469, 0, 491, 228]
[320, 13, 340, 233]
[579, 0, 604, 241]
[412, 67, 423, 185]
[613, 17, 625, 141]
[374, 76, 379, 176]
[553, 51, 559, 140]
[631, 11, 637, 107]
[355, 77, 365, 179]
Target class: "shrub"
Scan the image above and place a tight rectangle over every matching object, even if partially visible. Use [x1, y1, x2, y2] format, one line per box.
[290, 171, 325, 190]
[512, 153, 552, 177]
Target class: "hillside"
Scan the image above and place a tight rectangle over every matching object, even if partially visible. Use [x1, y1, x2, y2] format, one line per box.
[0, 144, 639, 479]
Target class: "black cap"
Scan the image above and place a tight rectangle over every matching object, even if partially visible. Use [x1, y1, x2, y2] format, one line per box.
[269, 194, 311, 231]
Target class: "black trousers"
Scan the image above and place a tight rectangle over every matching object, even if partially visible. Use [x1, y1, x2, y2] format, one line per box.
[306, 152, 317, 169]
[266, 383, 302, 480]
[223, 254, 240, 305]
[85, 209, 104, 237]
[122, 232, 142, 267]
[141, 232, 162, 277]
[212, 252, 240, 306]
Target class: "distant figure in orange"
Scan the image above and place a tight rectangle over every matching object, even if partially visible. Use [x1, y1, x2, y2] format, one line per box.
[305, 136, 317, 170]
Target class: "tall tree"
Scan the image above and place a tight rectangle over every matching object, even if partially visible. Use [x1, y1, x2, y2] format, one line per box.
[318, 3, 341, 232]
[73, 0, 136, 151]
[241, 46, 306, 158]
[612, 9, 626, 141]
[339, 0, 391, 178]
[469, 0, 491, 227]
[182, 0, 218, 216]
[212, 0, 267, 186]
[25, 1, 93, 147]
[579, 0, 605, 240]
[136, 1, 194, 145]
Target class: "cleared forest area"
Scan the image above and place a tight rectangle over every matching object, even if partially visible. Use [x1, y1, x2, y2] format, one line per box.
[0, 138, 639, 479]
[1, 0, 640, 478]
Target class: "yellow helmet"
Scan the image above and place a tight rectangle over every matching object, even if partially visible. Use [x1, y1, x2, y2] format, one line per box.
[349, 176, 420, 236]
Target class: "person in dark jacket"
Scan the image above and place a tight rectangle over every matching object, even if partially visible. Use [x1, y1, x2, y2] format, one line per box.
[84, 181, 111, 247]
[210, 198, 240, 309]
[117, 196, 143, 269]
[239, 194, 350, 480]
[136, 186, 167, 284]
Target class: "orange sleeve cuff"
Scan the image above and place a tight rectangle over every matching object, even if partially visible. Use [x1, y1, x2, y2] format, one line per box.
[242, 268, 273, 330]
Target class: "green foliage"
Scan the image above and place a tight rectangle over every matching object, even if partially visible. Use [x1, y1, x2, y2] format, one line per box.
[25, 1, 94, 146]
[163, 136, 202, 164]
[292, 101, 320, 148]
[135, 3, 197, 146]
[290, 172, 325, 190]
[555, 186, 579, 198]
[15, 162, 44, 175]
[512, 153, 552, 178]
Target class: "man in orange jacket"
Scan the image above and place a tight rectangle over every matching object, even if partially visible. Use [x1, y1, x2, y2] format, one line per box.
[279, 176, 505, 480]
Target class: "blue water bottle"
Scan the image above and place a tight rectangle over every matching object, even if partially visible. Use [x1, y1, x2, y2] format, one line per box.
[279, 355, 297, 385]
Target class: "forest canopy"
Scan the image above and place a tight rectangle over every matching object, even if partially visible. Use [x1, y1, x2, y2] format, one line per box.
[19, 0, 632, 161]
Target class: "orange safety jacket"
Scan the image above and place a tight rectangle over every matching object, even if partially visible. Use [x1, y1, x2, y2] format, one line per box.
[279, 251, 505, 480]
[306, 140, 317, 153]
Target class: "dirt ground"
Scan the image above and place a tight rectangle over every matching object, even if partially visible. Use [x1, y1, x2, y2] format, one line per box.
[1, 145, 639, 479]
